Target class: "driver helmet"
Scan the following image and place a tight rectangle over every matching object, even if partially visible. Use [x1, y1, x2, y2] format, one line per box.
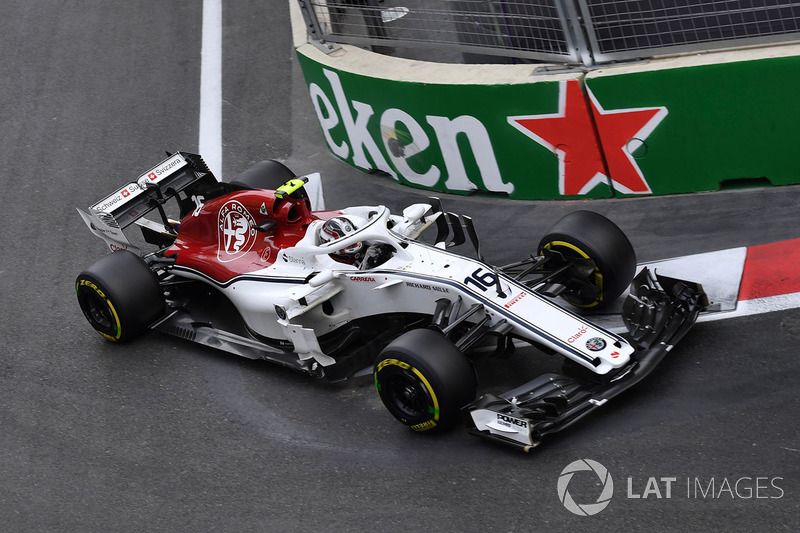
[319, 216, 366, 263]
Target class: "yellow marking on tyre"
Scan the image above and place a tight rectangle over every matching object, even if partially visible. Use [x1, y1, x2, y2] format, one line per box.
[410, 420, 437, 431]
[376, 358, 409, 372]
[77, 279, 122, 341]
[375, 358, 440, 426]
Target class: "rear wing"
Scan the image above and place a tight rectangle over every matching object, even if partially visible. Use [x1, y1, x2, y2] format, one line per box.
[77, 152, 223, 253]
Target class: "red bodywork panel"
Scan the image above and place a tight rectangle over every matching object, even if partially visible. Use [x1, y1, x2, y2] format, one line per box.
[167, 189, 339, 283]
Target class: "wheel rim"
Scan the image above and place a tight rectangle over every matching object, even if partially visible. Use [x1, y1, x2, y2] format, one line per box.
[77, 287, 120, 340]
[84, 292, 113, 329]
[381, 368, 435, 421]
[542, 241, 604, 308]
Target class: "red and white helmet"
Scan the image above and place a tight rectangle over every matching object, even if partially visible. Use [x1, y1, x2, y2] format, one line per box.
[319, 216, 366, 263]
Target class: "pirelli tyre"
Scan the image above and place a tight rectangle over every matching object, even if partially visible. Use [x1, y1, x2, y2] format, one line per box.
[538, 211, 636, 309]
[230, 160, 295, 190]
[75, 250, 165, 343]
[374, 329, 477, 433]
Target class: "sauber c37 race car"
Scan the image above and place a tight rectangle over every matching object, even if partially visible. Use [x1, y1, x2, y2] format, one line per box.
[76, 152, 708, 451]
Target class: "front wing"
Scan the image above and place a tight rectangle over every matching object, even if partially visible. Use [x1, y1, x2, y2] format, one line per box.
[464, 268, 709, 451]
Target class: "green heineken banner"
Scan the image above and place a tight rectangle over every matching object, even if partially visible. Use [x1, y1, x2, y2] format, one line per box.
[295, 45, 800, 200]
[586, 54, 800, 197]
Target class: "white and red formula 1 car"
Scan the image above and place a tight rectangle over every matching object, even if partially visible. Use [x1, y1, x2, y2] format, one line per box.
[76, 152, 708, 451]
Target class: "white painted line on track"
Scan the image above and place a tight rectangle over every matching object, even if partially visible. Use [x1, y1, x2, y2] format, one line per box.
[639, 247, 747, 312]
[199, 0, 222, 179]
[699, 292, 800, 323]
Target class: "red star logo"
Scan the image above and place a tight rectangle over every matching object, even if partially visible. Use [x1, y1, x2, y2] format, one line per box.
[508, 80, 667, 195]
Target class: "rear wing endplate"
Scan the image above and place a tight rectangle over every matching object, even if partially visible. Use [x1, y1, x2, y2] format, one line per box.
[77, 152, 218, 253]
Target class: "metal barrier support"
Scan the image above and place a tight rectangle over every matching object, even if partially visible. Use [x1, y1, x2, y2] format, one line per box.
[297, 0, 800, 65]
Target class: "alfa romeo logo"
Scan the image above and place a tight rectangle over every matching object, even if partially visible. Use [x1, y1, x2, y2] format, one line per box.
[217, 200, 257, 262]
[557, 459, 614, 516]
[585, 337, 607, 351]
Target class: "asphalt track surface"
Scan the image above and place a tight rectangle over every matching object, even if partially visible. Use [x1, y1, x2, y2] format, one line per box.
[1, 2, 799, 532]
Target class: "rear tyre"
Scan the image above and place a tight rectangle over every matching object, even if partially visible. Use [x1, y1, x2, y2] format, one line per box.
[538, 211, 636, 308]
[75, 251, 166, 342]
[230, 160, 295, 190]
[374, 329, 477, 433]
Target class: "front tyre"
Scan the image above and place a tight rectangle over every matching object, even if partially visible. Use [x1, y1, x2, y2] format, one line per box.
[374, 329, 476, 433]
[538, 210, 636, 309]
[76, 251, 166, 342]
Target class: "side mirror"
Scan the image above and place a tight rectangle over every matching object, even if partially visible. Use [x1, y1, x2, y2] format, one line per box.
[255, 220, 277, 232]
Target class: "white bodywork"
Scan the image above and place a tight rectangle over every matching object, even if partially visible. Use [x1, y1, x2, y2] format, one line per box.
[75, 151, 634, 375]
[172, 203, 634, 374]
